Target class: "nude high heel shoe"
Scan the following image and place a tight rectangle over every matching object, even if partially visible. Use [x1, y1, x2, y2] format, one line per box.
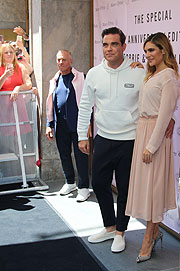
[152, 231, 163, 249]
[136, 241, 153, 263]
[136, 253, 151, 263]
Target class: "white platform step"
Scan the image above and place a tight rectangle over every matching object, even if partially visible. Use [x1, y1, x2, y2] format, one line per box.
[0, 153, 18, 162]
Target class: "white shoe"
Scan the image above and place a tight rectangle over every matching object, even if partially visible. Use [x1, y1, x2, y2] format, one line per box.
[59, 183, 77, 195]
[88, 228, 116, 243]
[76, 188, 90, 202]
[111, 234, 125, 253]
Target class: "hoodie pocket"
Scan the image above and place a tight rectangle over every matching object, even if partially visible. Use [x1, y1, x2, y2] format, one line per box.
[95, 110, 136, 134]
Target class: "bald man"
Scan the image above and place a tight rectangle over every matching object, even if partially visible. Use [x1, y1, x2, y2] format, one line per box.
[46, 50, 91, 201]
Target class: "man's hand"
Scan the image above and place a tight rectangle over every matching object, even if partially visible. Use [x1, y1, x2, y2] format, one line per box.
[46, 126, 54, 141]
[13, 26, 29, 40]
[16, 39, 24, 50]
[142, 149, 152, 164]
[13, 26, 25, 36]
[165, 118, 175, 139]
[78, 140, 89, 154]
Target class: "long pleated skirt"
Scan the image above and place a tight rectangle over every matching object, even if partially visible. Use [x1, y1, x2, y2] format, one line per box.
[125, 117, 176, 223]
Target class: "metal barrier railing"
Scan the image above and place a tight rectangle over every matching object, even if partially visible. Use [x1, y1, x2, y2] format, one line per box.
[0, 90, 48, 195]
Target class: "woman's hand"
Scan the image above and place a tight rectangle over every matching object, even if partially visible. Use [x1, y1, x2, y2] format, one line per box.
[142, 149, 152, 164]
[0, 65, 14, 90]
[32, 87, 38, 96]
[165, 118, 175, 139]
[5, 65, 14, 78]
[130, 61, 144, 69]
[10, 86, 20, 101]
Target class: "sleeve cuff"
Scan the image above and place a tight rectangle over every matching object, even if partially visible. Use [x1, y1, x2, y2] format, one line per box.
[146, 144, 156, 154]
[78, 135, 88, 141]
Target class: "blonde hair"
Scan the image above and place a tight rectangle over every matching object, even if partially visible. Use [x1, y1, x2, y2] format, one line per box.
[143, 32, 179, 81]
[0, 43, 18, 72]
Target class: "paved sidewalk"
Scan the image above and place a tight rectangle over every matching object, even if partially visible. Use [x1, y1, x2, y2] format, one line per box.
[43, 180, 180, 271]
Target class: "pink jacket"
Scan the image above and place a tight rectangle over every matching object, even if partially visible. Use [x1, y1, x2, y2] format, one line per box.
[46, 67, 85, 123]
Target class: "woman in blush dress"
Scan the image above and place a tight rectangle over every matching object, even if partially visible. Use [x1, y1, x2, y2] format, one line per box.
[125, 32, 179, 263]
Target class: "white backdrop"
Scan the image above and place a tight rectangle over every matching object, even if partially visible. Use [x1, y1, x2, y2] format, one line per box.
[93, 0, 180, 234]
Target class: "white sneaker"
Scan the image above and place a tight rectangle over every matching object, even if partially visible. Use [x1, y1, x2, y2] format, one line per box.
[111, 234, 125, 253]
[76, 188, 90, 202]
[88, 228, 116, 243]
[59, 183, 77, 195]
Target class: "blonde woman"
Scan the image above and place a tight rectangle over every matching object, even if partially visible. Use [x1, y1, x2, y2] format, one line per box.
[125, 32, 179, 263]
[0, 43, 32, 99]
[0, 43, 32, 135]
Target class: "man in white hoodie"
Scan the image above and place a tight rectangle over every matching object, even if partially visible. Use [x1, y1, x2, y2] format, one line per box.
[77, 27, 145, 252]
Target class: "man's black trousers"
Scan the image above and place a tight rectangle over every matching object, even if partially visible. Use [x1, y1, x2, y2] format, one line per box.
[92, 135, 134, 232]
[56, 117, 89, 189]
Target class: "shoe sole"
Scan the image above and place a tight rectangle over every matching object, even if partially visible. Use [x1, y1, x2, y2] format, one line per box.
[111, 247, 125, 253]
[60, 187, 77, 196]
[88, 235, 115, 243]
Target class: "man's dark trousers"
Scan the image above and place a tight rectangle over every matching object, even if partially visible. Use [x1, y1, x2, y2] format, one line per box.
[91, 135, 134, 231]
[56, 117, 89, 189]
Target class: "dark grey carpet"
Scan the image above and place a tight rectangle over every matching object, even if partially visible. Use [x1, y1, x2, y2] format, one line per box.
[0, 190, 108, 271]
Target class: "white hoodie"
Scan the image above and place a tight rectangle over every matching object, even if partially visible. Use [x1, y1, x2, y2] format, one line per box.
[77, 56, 145, 141]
